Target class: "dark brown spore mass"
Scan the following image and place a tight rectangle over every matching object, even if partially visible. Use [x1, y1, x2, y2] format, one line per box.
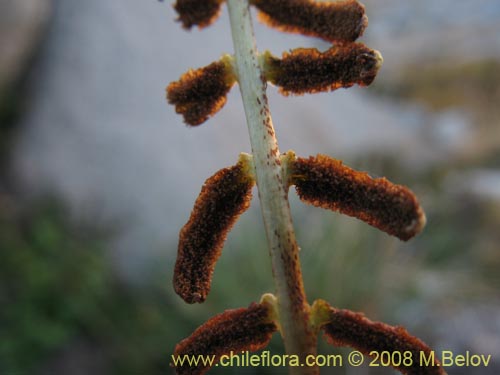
[174, 0, 225, 29]
[265, 43, 380, 96]
[167, 61, 234, 126]
[251, 0, 367, 43]
[173, 302, 277, 375]
[291, 155, 425, 241]
[174, 162, 254, 303]
[323, 308, 445, 375]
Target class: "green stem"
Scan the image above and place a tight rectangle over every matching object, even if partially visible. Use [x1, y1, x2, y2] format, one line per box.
[226, 0, 317, 373]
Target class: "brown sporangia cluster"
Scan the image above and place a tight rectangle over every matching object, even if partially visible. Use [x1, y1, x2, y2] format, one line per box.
[173, 0, 366, 40]
[173, 302, 277, 375]
[173, 159, 254, 303]
[168, 0, 379, 126]
[290, 154, 425, 241]
[167, 58, 235, 125]
[262, 43, 382, 95]
[251, 0, 367, 43]
[173, 0, 225, 29]
[323, 308, 445, 375]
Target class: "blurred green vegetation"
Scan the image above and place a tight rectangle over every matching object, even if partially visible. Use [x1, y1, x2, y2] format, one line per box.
[0, 199, 174, 374]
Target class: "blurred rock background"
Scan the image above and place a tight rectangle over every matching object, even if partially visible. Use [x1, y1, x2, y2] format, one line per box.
[1, 0, 499, 374]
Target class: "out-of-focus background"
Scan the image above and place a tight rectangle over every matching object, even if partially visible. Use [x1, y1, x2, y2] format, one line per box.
[1, 0, 499, 374]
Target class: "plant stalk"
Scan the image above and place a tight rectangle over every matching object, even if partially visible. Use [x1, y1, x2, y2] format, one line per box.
[226, 0, 317, 373]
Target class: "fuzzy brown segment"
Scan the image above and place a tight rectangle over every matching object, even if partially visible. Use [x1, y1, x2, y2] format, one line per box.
[167, 60, 235, 126]
[264, 44, 381, 96]
[291, 155, 425, 241]
[173, 0, 225, 29]
[174, 162, 254, 303]
[251, 0, 367, 43]
[173, 302, 277, 375]
[323, 308, 445, 375]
